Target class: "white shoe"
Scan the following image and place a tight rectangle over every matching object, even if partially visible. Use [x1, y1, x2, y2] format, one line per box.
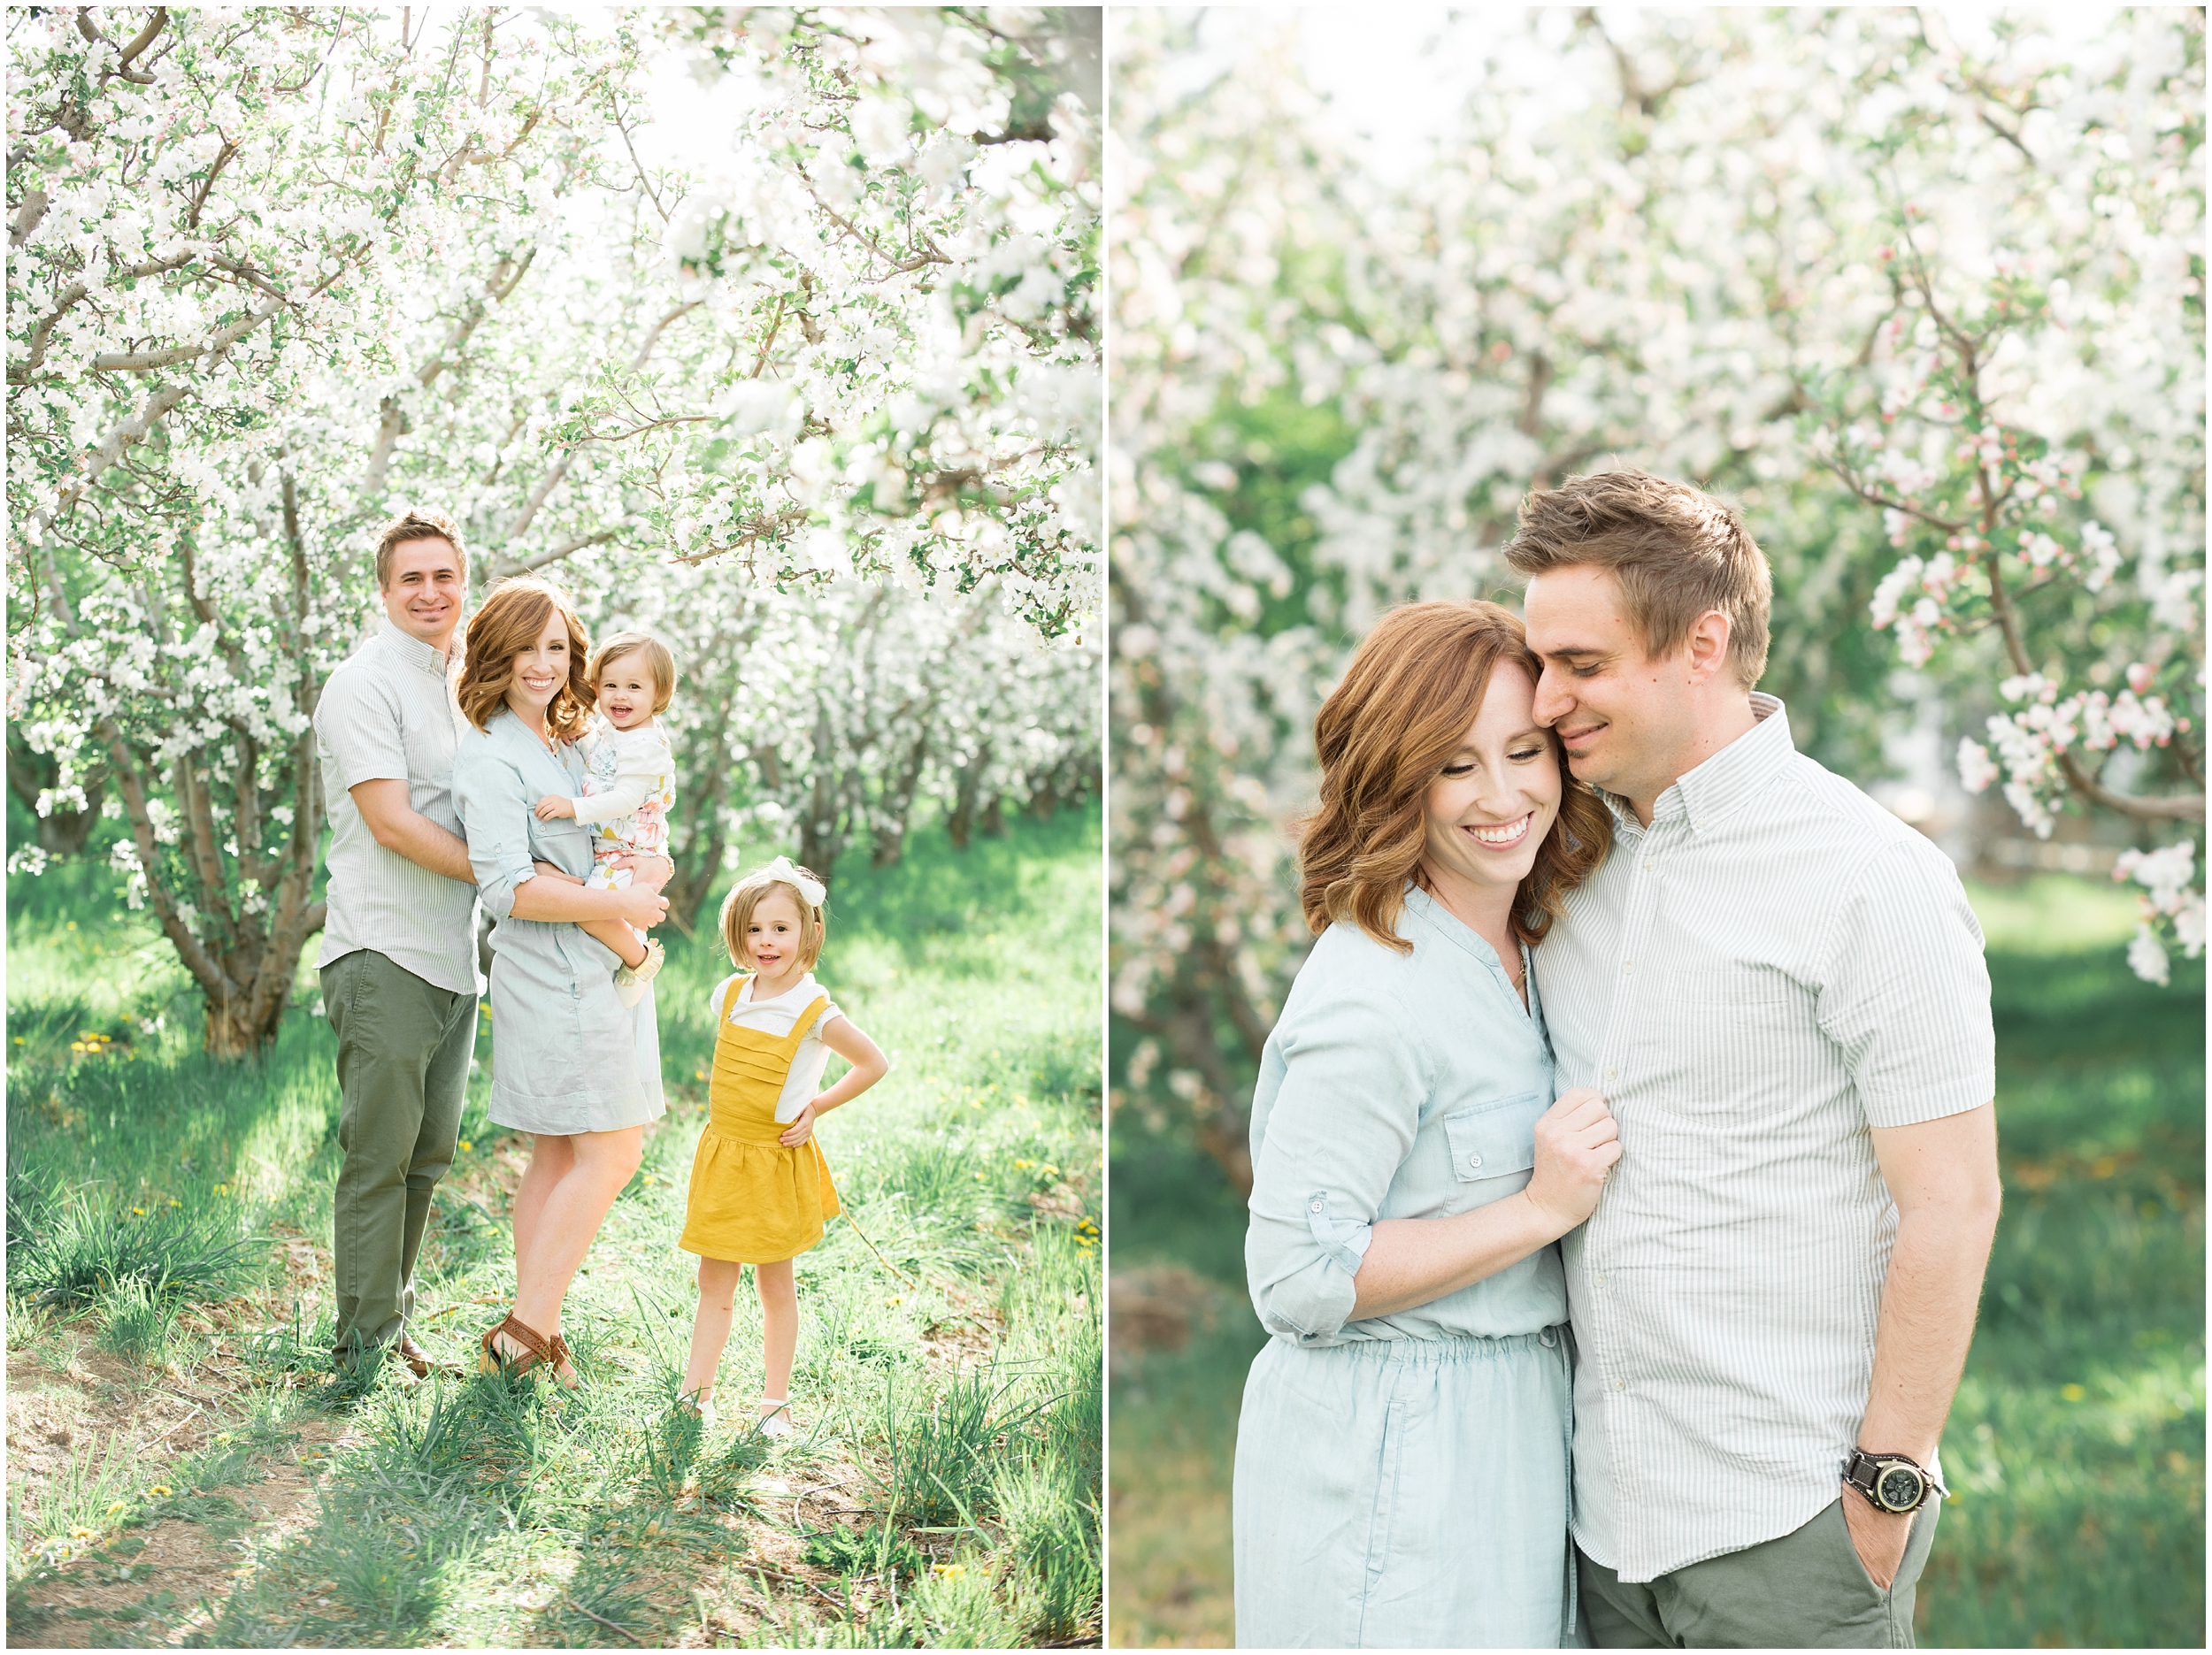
[678, 1391, 717, 1433]
[613, 939, 664, 1008]
[756, 1398, 794, 1437]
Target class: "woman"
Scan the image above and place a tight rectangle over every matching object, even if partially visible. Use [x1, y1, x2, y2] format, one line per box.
[452, 576, 671, 1380]
[1233, 600, 1621, 1648]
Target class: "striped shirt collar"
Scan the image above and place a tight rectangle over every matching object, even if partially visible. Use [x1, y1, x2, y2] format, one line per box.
[376, 616, 456, 678]
[1596, 691, 1793, 838]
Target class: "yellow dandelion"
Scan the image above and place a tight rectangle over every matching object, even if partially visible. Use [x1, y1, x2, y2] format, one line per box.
[2061, 1383, 2086, 1402]
[1041, 1165, 1060, 1179]
[457, 1140, 472, 1153]
[65, 920, 77, 931]
[167, 1199, 181, 1207]
[132, 1206, 146, 1215]
[69, 1526, 93, 1540]
[932, 1562, 967, 1580]
[106, 1501, 126, 1514]
[885, 1296, 902, 1306]
[147, 1485, 172, 1498]
[972, 1171, 987, 1182]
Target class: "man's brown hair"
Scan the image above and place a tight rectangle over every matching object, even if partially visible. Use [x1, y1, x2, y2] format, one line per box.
[374, 509, 468, 590]
[1297, 600, 1612, 954]
[589, 630, 680, 715]
[1502, 469, 1772, 687]
[720, 865, 828, 972]
[455, 577, 595, 741]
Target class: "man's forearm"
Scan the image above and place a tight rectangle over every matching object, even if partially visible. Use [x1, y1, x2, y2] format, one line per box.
[378, 811, 475, 884]
[1857, 1203, 2000, 1460]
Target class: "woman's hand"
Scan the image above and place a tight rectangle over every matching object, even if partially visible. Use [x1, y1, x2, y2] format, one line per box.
[532, 861, 584, 885]
[614, 884, 669, 931]
[778, 1101, 819, 1147]
[609, 853, 673, 891]
[534, 794, 576, 821]
[1521, 1088, 1622, 1237]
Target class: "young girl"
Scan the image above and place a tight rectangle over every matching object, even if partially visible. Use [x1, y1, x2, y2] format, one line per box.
[534, 630, 679, 1005]
[678, 857, 890, 1434]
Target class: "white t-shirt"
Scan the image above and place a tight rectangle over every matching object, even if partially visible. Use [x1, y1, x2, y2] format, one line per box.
[710, 971, 844, 1122]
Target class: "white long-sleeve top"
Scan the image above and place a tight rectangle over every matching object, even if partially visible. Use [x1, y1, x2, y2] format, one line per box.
[571, 721, 675, 859]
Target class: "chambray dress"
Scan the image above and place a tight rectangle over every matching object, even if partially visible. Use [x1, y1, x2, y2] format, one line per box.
[451, 709, 665, 1135]
[1234, 886, 1576, 1649]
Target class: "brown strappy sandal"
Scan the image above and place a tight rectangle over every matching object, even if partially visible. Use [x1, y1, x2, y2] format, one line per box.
[479, 1313, 554, 1378]
[547, 1331, 580, 1389]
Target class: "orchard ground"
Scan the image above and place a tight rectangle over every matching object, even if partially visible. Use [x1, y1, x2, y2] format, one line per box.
[1108, 874, 2206, 1649]
[4, 806, 1102, 1649]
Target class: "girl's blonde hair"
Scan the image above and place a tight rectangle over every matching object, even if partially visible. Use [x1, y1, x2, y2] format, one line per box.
[457, 577, 595, 739]
[589, 629, 680, 714]
[720, 862, 828, 971]
[1296, 599, 1613, 954]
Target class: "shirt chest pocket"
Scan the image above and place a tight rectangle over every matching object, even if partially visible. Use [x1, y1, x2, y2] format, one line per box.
[1441, 1092, 1543, 1196]
[532, 816, 594, 875]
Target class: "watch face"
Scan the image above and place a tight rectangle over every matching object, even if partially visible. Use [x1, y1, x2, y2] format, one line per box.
[1877, 1466, 1923, 1511]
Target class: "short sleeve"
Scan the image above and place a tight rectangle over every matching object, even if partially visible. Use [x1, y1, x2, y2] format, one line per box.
[1816, 837, 1994, 1129]
[1245, 970, 1434, 1345]
[707, 975, 737, 1022]
[315, 667, 409, 792]
[449, 731, 538, 921]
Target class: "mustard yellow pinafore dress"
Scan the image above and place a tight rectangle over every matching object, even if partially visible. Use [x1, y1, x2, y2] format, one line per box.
[678, 991, 841, 1263]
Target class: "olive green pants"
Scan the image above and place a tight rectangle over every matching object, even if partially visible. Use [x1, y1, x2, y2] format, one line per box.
[1579, 1496, 1941, 1648]
[323, 949, 477, 1361]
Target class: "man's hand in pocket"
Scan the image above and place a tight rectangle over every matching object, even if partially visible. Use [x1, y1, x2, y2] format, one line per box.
[1839, 1484, 1912, 1590]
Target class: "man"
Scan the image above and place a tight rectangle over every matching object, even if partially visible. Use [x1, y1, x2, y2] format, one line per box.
[1509, 470, 2001, 1647]
[314, 510, 480, 1379]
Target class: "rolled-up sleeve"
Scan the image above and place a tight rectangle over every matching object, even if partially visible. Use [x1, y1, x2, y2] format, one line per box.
[1245, 980, 1432, 1345]
[450, 730, 538, 921]
[1816, 836, 1995, 1128]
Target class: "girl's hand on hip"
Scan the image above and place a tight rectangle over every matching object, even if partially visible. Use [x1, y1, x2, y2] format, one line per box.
[778, 1102, 818, 1147]
[534, 795, 575, 820]
[1524, 1087, 1623, 1237]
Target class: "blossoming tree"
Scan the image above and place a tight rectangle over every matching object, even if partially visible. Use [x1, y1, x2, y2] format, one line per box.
[1110, 9, 2201, 1176]
[9, 6, 1099, 1055]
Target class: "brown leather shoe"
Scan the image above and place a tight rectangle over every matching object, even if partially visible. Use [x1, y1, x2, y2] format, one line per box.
[395, 1335, 442, 1379]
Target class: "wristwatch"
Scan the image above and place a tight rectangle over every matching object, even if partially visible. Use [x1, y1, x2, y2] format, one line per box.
[1842, 1449, 1947, 1514]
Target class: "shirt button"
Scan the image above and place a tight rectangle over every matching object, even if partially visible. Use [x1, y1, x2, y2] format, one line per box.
[1613, 1378, 1627, 1391]
[1606, 1069, 1617, 1080]
[1595, 1274, 1608, 1286]
[1622, 961, 1632, 972]
[1309, 1198, 1325, 1214]
[1467, 1153, 1483, 1169]
[1644, 860, 1655, 871]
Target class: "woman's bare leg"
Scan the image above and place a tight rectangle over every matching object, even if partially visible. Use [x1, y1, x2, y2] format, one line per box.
[495, 1127, 644, 1370]
[682, 1258, 747, 1401]
[511, 1133, 577, 1286]
[757, 1257, 798, 1411]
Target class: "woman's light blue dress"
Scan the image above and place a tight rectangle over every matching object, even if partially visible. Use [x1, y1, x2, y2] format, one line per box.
[451, 709, 664, 1136]
[1233, 885, 1575, 1649]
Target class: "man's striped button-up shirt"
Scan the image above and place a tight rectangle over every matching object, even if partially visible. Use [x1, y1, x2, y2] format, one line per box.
[1534, 694, 1994, 1583]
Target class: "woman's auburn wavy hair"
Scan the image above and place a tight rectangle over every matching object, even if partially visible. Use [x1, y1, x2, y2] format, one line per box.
[1296, 599, 1613, 955]
[456, 576, 595, 741]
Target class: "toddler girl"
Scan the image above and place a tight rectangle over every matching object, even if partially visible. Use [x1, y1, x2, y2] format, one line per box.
[678, 858, 890, 1434]
[534, 629, 678, 1005]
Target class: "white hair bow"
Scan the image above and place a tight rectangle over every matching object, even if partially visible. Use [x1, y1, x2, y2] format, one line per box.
[743, 855, 825, 908]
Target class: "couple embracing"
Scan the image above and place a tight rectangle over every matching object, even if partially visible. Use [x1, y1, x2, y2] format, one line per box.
[1234, 471, 2001, 1650]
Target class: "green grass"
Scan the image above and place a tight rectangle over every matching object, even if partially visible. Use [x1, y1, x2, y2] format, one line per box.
[1106, 874, 2205, 1649]
[6, 806, 1102, 1647]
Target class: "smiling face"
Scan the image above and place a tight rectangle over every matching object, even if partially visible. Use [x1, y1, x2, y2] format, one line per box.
[743, 887, 807, 979]
[595, 648, 657, 731]
[1523, 563, 1702, 815]
[1418, 661, 1563, 911]
[380, 536, 465, 650]
[503, 609, 572, 724]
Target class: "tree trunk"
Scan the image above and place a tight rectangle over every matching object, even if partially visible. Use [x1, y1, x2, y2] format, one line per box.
[947, 738, 992, 849]
[981, 794, 1005, 839]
